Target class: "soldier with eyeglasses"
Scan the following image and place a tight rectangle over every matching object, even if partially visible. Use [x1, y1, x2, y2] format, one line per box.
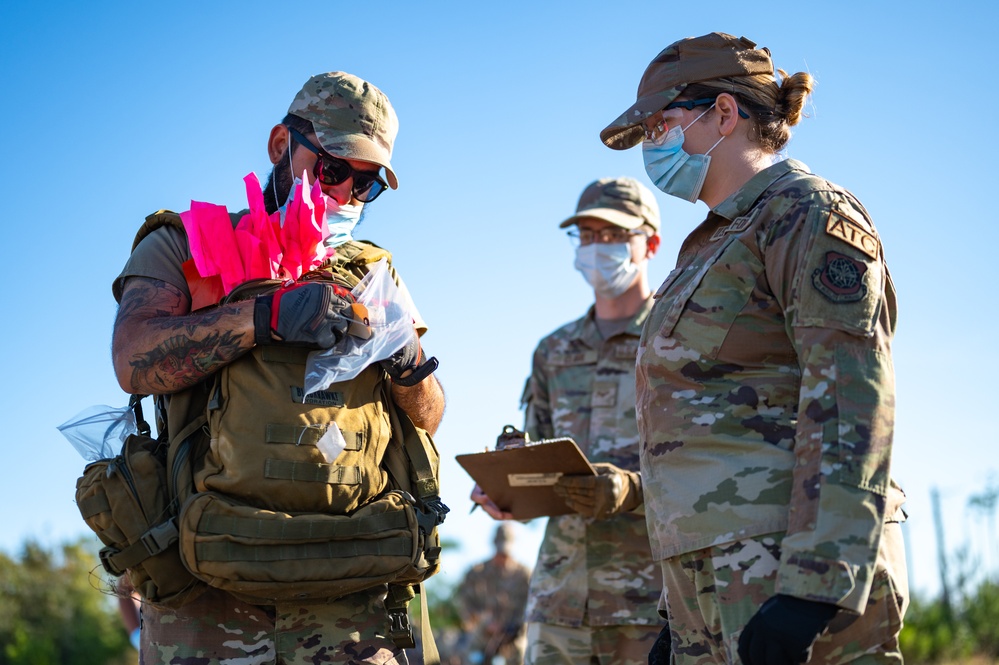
[471, 177, 667, 665]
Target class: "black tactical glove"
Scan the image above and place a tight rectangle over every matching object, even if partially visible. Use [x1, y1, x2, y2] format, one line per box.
[648, 623, 671, 665]
[552, 462, 642, 519]
[379, 331, 438, 387]
[254, 282, 359, 348]
[737, 594, 839, 665]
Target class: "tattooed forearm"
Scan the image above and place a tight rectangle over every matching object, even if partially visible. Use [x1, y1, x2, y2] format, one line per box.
[113, 276, 255, 395]
[128, 330, 248, 392]
[150, 307, 243, 336]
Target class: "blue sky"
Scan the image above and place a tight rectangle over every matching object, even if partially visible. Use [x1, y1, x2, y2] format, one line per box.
[2, 1, 997, 602]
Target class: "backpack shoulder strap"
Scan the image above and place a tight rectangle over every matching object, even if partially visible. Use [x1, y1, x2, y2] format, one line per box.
[326, 240, 393, 288]
[132, 210, 185, 252]
[131, 208, 246, 252]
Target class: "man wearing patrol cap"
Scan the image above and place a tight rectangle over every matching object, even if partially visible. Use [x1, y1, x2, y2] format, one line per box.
[455, 524, 532, 665]
[111, 71, 444, 664]
[601, 33, 908, 664]
[472, 177, 666, 665]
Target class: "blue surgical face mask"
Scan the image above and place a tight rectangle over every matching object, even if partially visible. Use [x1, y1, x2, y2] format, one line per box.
[574, 242, 639, 299]
[642, 105, 724, 203]
[275, 140, 364, 246]
[323, 196, 363, 247]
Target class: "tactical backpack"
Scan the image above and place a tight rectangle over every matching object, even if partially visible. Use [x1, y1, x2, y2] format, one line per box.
[76, 210, 448, 650]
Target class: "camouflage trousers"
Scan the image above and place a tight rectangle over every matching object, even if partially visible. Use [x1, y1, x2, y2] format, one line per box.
[661, 524, 908, 664]
[138, 585, 408, 665]
[524, 621, 662, 665]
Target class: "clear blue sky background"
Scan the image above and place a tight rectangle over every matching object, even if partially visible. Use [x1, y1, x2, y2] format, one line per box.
[2, 1, 997, 602]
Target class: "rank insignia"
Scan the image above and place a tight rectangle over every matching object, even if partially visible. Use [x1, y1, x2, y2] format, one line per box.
[812, 251, 868, 303]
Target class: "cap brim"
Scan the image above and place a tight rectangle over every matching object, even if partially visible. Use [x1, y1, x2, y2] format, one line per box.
[315, 131, 399, 189]
[559, 208, 651, 230]
[600, 87, 684, 151]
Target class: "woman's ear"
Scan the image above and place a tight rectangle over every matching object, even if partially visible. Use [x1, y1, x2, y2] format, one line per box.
[714, 93, 742, 137]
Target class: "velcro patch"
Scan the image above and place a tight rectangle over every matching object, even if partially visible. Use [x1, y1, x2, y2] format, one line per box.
[825, 211, 879, 259]
[811, 251, 868, 303]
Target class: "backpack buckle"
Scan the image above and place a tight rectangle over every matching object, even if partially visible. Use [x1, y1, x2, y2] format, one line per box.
[140, 519, 179, 556]
[387, 608, 415, 649]
[99, 547, 124, 576]
[425, 497, 450, 525]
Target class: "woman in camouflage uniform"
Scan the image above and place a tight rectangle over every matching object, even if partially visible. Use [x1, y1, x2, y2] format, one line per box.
[600, 33, 908, 665]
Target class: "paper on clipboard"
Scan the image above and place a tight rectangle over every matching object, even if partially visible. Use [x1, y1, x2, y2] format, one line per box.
[456, 430, 596, 520]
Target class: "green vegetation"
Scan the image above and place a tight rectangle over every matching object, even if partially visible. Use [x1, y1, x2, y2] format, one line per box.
[2, 533, 997, 664]
[901, 578, 999, 663]
[0, 538, 133, 665]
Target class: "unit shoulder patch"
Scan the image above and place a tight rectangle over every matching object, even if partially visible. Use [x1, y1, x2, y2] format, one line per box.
[811, 251, 868, 303]
[825, 210, 879, 260]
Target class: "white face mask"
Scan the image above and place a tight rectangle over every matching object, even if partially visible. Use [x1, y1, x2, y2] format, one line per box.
[574, 243, 639, 299]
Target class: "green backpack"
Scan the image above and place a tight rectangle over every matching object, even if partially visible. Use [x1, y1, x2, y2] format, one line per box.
[76, 211, 448, 650]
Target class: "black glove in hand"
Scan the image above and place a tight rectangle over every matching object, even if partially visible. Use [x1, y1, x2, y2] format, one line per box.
[379, 331, 438, 387]
[737, 594, 839, 665]
[648, 624, 671, 665]
[552, 462, 642, 519]
[254, 282, 356, 349]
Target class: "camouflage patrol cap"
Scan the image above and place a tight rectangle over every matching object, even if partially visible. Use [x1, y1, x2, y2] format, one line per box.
[288, 72, 400, 189]
[494, 523, 515, 553]
[559, 176, 661, 232]
[600, 33, 774, 151]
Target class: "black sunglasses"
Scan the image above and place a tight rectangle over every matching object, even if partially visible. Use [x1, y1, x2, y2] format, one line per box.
[287, 127, 388, 203]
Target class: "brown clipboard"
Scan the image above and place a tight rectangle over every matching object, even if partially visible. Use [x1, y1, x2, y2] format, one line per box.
[456, 437, 596, 520]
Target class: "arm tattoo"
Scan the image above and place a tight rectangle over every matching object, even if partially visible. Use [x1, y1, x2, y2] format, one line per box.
[150, 308, 238, 337]
[115, 277, 251, 393]
[129, 330, 246, 392]
[116, 279, 188, 322]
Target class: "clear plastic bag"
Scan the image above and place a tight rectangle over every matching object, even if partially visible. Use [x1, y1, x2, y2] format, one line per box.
[58, 404, 138, 462]
[303, 258, 418, 396]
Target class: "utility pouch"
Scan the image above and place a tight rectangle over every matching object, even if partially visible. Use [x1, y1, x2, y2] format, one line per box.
[178, 489, 442, 606]
[74, 398, 205, 608]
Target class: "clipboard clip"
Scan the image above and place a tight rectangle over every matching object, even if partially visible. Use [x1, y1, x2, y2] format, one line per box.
[496, 424, 529, 451]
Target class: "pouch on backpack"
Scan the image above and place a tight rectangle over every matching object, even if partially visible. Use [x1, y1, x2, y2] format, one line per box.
[178, 489, 442, 606]
[75, 431, 204, 608]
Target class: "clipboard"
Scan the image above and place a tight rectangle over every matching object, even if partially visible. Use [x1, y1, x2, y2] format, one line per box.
[456, 436, 595, 520]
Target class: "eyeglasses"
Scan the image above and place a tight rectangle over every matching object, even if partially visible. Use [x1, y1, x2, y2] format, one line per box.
[567, 228, 647, 246]
[643, 97, 750, 143]
[666, 97, 750, 118]
[287, 127, 388, 203]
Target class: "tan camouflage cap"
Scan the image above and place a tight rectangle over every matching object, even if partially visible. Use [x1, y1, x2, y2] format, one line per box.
[288, 72, 399, 189]
[494, 523, 515, 553]
[559, 177, 661, 232]
[600, 33, 774, 151]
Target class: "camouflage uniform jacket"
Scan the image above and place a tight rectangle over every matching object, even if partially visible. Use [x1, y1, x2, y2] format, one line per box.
[455, 556, 532, 647]
[636, 159, 897, 613]
[523, 302, 663, 627]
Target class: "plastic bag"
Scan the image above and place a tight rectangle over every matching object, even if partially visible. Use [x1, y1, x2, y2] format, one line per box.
[58, 404, 138, 462]
[303, 258, 418, 396]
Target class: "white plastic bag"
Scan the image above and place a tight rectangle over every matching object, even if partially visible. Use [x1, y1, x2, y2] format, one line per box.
[303, 258, 419, 396]
[57, 404, 138, 462]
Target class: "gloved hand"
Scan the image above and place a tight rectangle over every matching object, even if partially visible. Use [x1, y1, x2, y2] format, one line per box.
[552, 462, 642, 519]
[737, 594, 839, 665]
[254, 281, 360, 348]
[648, 623, 671, 665]
[379, 330, 438, 387]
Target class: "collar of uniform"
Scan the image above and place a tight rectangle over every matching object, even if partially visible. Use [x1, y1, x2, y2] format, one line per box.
[711, 158, 810, 222]
[578, 297, 655, 345]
